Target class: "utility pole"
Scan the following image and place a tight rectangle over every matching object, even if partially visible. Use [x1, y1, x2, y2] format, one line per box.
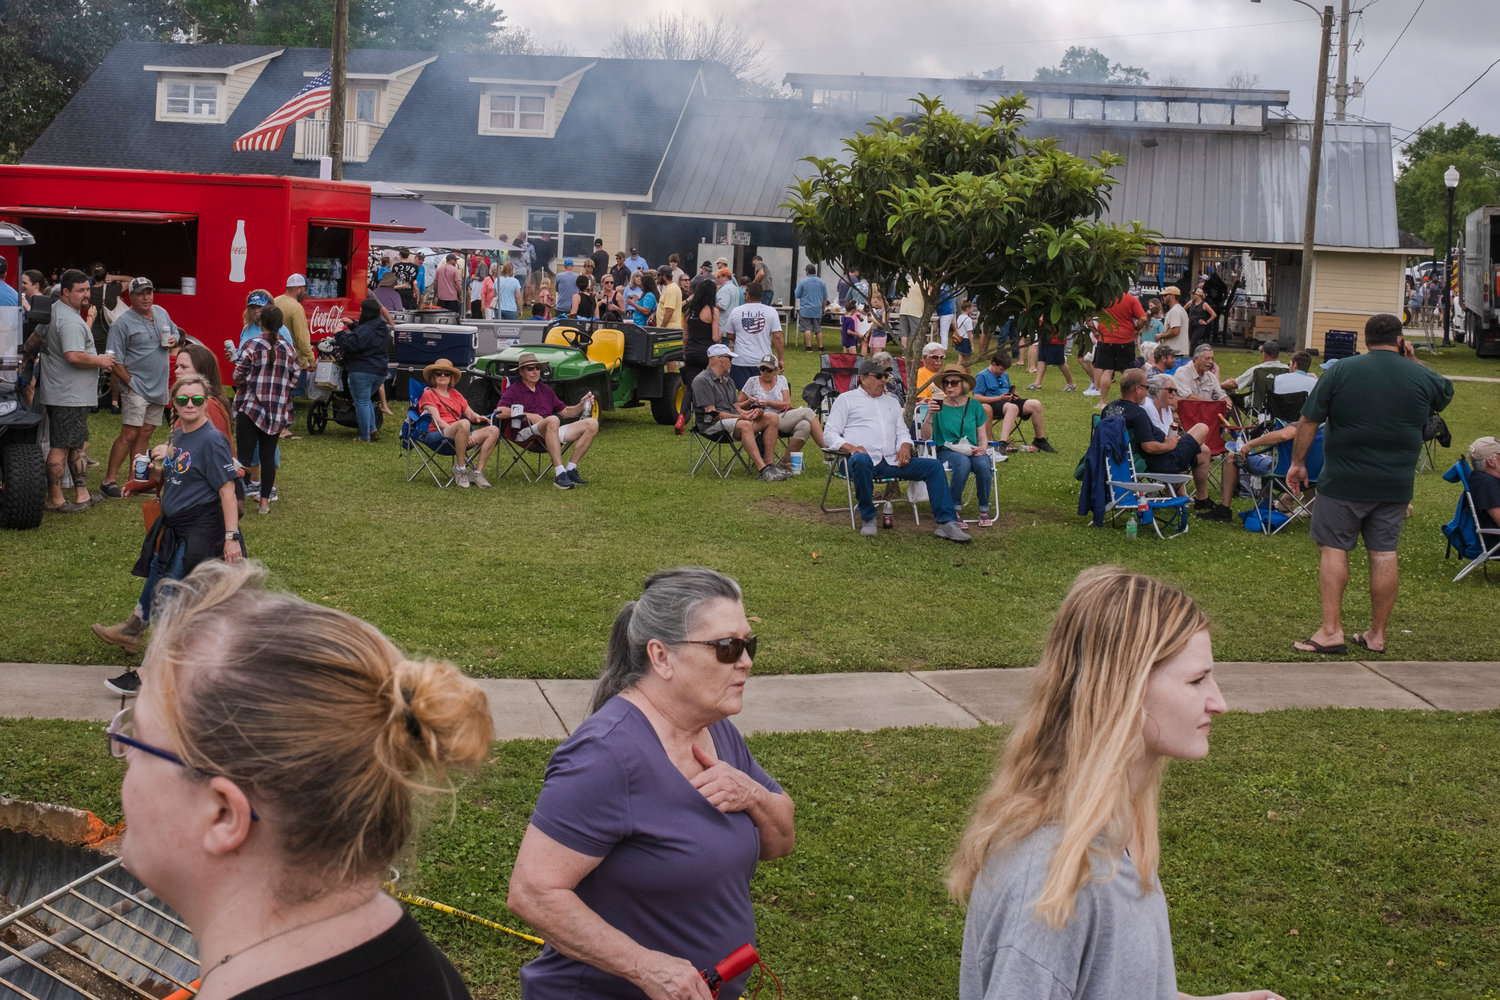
[1334, 0, 1350, 120]
[328, 0, 349, 180]
[1296, 6, 1334, 351]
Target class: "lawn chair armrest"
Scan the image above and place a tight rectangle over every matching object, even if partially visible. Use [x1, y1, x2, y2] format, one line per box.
[1139, 472, 1192, 485]
[1109, 480, 1167, 495]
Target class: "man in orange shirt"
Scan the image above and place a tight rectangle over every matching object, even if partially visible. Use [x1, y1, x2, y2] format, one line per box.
[1091, 291, 1146, 406]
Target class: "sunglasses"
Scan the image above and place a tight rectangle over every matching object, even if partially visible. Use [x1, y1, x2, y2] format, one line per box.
[758, 366, 775, 373]
[867, 372, 891, 381]
[677, 634, 758, 664]
[519, 364, 543, 372]
[174, 394, 206, 406]
[941, 379, 963, 387]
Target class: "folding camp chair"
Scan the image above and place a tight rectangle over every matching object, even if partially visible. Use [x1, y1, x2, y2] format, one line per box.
[1228, 366, 1283, 430]
[1417, 411, 1450, 473]
[399, 382, 482, 487]
[495, 414, 574, 482]
[1176, 398, 1236, 498]
[808, 353, 862, 419]
[1443, 458, 1500, 581]
[819, 449, 922, 530]
[1238, 425, 1324, 535]
[689, 424, 754, 477]
[1265, 389, 1308, 426]
[913, 401, 999, 520]
[1079, 416, 1191, 538]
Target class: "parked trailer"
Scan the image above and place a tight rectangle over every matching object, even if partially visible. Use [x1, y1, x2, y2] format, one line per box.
[0, 164, 420, 382]
[1460, 205, 1500, 358]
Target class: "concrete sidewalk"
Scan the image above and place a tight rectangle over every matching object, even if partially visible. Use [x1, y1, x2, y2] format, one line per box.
[4, 661, 1498, 741]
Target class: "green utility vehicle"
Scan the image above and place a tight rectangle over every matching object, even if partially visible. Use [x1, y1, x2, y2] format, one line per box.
[474, 319, 684, 423]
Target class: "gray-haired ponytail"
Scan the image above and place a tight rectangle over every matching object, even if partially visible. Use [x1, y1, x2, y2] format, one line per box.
[589, 567, 743, 714]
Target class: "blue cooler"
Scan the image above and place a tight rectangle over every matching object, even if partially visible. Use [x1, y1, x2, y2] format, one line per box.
[394, 324, 478, 366]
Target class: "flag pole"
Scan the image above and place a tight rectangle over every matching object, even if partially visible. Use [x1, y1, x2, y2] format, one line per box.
[328, 0, 349, 179]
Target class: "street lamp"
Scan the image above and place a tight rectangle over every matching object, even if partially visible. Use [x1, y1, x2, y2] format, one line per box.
[1253, 0, 1334, 352]
[1443, 164, 1459, 347]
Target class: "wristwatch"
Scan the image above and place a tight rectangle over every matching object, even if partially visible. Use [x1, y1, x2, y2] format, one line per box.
[225, 530, 242, 542]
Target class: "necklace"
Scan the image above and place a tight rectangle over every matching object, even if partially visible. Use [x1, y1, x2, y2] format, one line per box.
[196, 893, 380, 989]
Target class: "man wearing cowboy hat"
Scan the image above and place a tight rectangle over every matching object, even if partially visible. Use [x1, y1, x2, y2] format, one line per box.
[417, 359, 498, 488]
[825, 358, 972, 543]
[495, 352, 600, 490]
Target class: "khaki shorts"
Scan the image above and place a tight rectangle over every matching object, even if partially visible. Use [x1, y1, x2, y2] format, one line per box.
[777, 407, 815, 438]
[559, 419, 592, 444]
[703, 417, 741, 437]
[121, 388, 165, 427]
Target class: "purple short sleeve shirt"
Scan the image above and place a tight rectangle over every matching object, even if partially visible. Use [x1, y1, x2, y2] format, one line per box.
[519, 696, 782, 1000]
[498, 379, 566, 417]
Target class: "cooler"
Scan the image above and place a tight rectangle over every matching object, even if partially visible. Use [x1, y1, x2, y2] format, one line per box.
[394, 324, 478, 366]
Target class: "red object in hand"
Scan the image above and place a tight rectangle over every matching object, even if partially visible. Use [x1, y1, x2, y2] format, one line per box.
[700, 944, 759, 998]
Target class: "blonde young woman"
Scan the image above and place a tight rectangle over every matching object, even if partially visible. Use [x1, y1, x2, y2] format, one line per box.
[108, 561, 492, 999]
[949, 567, 1284, 1000]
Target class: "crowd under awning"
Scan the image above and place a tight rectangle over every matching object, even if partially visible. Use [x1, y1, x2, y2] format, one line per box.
[367, 182, 518, 254]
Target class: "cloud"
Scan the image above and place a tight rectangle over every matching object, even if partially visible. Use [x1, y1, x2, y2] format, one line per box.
[518, 0, 1499, 148]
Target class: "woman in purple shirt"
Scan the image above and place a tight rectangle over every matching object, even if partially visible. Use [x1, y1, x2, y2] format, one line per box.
[508, 568, 796, 1000]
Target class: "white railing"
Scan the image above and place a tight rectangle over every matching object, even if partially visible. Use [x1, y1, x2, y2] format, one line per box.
[293, 118, 372, 162]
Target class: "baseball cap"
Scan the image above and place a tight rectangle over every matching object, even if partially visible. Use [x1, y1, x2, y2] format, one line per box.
[857, 359, 891, 378]
[1469, 436, 1500, 466]
[922, 341, 946, 356]
[128, 276, 154, 293]
[1162, 285, 1181, 296]
[715, 268, 732, 278]
[285, 273, 306, 287]
[563, 258, 574, 266]
[757, 354, 778, 370]
[707, 344, 733, 358]
[245, 290, 272, 307]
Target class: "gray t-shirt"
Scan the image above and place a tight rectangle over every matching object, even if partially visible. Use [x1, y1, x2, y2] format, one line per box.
[38, 301, 99, 407]
[960, 826, 1177, 1000]
[106, 305, 174, 404]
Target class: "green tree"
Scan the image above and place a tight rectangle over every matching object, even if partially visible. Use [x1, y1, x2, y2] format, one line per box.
[1395, 121, 1500, 258]
[784, 94, 1152, 422]
[1034, 46, 1149, 86]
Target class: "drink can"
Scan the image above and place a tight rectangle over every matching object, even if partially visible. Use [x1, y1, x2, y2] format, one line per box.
[132, 454, 151, 482]
[789, 452, 803, 475]
[223, 339, 236, 361]
[158, 323, 174, 348]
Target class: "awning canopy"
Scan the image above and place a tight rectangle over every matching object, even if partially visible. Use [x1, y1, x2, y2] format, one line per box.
[368, 189, 518, 253]
[311, 216, 425, 234]
[0, 206, 197, 223]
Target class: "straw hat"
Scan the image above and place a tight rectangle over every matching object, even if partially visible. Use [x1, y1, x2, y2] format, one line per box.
[423, 358, 465, 385]
[935, 362, 974, 392]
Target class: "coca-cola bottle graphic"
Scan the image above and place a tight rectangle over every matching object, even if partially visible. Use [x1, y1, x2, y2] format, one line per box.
[229, 220, 248, 283]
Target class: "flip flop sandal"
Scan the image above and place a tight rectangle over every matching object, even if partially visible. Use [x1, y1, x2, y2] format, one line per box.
[1292, 637, 1347, 654]
[1350, 633, 1386, 654]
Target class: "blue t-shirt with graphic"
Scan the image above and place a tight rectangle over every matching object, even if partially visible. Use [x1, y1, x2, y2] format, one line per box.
[161, 421, 236, 516]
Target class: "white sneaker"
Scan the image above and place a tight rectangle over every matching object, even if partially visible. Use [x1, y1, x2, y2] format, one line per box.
[1082, 385, 1100, 396]
[453, 467, 470, 488]
[470, 470, 491, 488]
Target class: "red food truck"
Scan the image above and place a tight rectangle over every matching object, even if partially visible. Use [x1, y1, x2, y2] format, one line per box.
[0, 164, 411, 381]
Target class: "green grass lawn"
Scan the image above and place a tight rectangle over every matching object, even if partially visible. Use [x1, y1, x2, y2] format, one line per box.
[2, 342, 1496, 675]
[4, 710, 1497, 998]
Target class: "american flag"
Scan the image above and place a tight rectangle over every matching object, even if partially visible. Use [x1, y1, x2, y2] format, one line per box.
[234, 68, 332, 152]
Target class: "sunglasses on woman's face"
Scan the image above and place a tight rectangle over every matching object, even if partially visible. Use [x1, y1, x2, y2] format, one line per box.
[174, 394, 206, 407]
[677, 634, 758, 664]
[758, 366, 775, 373]
[942, 379, 963, 388]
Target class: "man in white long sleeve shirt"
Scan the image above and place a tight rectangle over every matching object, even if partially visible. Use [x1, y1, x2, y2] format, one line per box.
[825, 359, 972, 542]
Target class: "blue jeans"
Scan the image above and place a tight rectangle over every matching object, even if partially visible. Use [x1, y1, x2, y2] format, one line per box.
[347, 370, 383, 441]
[500, 309, 519, 320]
[846, 453, 957, 524]
[730, 364, 758, 390]
[939, 448, 994, 512]
[138, 540, 186, 623]
[760, 290, 774, 306]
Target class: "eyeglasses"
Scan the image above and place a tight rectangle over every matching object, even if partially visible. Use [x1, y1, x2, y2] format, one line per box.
[173, 394, 206, 407]
[106, 707, 260, 822]
[675, 634, 757, 664]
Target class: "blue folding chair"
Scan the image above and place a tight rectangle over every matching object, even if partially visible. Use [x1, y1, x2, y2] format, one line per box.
[1238, 424, 1325, 535]
[399, 381, 481, 487]
[1443, 458, 1500, 581]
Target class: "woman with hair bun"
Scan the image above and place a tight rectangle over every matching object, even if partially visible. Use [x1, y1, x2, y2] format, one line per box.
[508, 568, 795, 1000]
[106, 560, 493, 999]
[948, 566, 1282, 1000]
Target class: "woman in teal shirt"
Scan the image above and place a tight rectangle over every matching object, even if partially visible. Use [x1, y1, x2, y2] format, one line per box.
[921, 363, 996, 526]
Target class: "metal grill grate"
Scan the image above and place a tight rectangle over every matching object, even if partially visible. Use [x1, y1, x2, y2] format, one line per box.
[0, 856, 199, 1000]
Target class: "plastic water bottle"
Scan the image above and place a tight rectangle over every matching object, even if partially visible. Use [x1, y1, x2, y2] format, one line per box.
[882, 501, 894, 529]
[1125, 514, 1138, 540]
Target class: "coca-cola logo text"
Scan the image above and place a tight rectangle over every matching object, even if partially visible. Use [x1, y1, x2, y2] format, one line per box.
[307, 302, 353, 336]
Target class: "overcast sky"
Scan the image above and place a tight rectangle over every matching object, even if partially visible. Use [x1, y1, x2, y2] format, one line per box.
[519, 0, 1498, 157]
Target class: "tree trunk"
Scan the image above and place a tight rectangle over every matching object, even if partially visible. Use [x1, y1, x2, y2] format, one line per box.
[901, 282, 938, 427]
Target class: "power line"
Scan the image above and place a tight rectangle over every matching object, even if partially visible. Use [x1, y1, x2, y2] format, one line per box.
[1364, 0, 1425, 86]
[759, 18, 1310, 55]
[1393, 54, 1500, 143]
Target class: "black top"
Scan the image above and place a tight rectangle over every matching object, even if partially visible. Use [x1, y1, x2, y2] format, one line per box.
[334, 319, 391, 376]
[1470, 468, 1500, 532]
[590, 249, 611, 276]
[1102, 399, 1162, 447]
[684, 307, 715, 363]
[574, 292, 596, 318]
[229, 912, 470, 1000]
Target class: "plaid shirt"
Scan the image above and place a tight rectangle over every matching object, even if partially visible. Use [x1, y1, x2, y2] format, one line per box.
[233, 335, 300, 434]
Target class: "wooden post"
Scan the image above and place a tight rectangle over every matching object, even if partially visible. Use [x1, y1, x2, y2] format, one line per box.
[328, 0, 348, 180]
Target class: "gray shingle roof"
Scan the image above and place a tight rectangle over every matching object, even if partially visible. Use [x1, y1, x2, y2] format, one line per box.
[137, 44, 282, 69]
[649, 99, 863, 219]
[24, 43, 701, 198]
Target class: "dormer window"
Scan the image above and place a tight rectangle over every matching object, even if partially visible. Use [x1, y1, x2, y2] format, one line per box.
[159, 76, 222, 121]
[355, 87, 378, 122]
[483, 90, 548, 134]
